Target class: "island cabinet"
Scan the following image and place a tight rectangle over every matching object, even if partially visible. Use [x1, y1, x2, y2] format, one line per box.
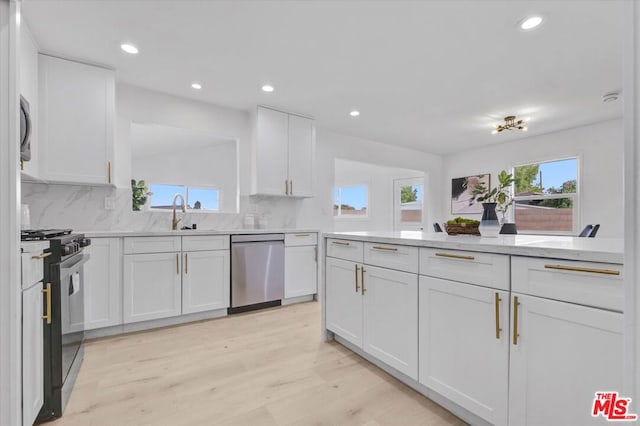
[508, 257, 624, 426]
[326, 239, 419, 379]
[418, 248, 510, 426]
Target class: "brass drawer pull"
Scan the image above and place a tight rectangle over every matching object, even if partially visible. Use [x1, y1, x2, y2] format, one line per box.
[176, 253, 180, 275]
[42, 283, 52, 325]
[295, 233, 311, 237]
[184, 253, 188, 275]
[355, 264, 360, 293]
[107, 161, 112, 184]
[332, 241, 350, 246]
[544, 264, 620, 276]
[361, 267, 366, 294]
[435, 252, 475, 260]
[513, 296, 520, 345]
[372, 246, 398, 252]
[31, 252, 52, 260]
[495, 293, 502, 340]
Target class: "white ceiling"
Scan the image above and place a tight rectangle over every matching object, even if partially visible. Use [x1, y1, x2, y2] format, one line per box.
[22, 0, 624, 155]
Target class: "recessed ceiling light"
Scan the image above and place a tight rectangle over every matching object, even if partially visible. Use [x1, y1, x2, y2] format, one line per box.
[261, 84, 274, 93]
[349, 110, 360, 117]
[191, 82, 202, 90]
[519, 16, 543, 31]
[120, 43, 139, 55]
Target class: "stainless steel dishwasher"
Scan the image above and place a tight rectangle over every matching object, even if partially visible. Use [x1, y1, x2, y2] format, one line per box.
[230, 234, 285, 314]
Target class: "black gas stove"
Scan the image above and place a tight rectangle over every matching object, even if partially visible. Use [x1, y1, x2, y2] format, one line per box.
[21, 229, 91, 422]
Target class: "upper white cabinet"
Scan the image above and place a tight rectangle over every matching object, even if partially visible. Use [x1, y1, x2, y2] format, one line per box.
[84, 238, 122, 330]
[39, 54, 115, 185]
[252, 106, 315, 197]
[19, 21, 40, 179]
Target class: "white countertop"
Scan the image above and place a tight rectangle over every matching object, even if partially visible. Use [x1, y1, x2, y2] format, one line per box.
[324, 231, 624, 264]
[82, 228, 320, 238]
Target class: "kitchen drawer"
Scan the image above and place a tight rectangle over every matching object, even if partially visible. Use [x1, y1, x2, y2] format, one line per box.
[419, 247, 509, 291]
[182, 235, 229, 252]
[326, 238, 363, 263]
[511, 256, 624, 311]
[124, 236, 181, 254]
[364, 242, 418, 273]
[21, 252, 46, 289]
[285, 232, 318, 247]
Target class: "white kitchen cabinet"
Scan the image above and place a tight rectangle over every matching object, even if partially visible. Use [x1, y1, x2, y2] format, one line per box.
[285, 245, 317, 298]
[508, 293, 624, 426]
[39, 54, 115, 185]
[182, 250, 230, 314]
[22, 283, 44, 426]
[123, 252, 182, 323]
[363, 265, 418, 379]
[253, 106, 314, 197]
[19, 21, 40, 179]
[84, 238, 122, 330]
[326, 257, 363, 347]
[419, 276, 509, 426]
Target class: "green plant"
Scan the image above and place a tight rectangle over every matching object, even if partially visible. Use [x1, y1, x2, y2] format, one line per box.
[446, 217, 480, 225]
[471, 170, 515, 221]
[131, 179, 152, 211]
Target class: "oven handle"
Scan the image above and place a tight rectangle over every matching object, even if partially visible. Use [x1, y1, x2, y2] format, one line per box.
[59, 253, 90, 278]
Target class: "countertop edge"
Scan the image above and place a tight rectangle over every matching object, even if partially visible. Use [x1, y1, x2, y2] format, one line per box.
[82, 229, 320, 238]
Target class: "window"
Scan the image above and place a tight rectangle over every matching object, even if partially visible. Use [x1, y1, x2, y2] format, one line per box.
[149, 184, 219, 211]
[394, 177, 425, 231]
[333, 185, 368, 217]
[513, 158, 578, 234]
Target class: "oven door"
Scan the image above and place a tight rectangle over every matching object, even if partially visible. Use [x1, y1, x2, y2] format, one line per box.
[59, 253, 90, 384]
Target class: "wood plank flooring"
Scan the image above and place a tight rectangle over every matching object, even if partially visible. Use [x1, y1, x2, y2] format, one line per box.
[51, 302, 465, 426]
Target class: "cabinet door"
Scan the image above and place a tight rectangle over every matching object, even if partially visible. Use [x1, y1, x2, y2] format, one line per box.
[19, 22, 40, 179]
[287, 114, 314, 197]
[509, 293, 624, 426]
[419, 276, 509, 426]
[84, 238, 122, 330]
[123, 253, 182, 323]
[255, 106, 289, 195]
[363, 265, 418, 379]
[39, 54, 114, 184]
[182, 250, 230, 314]
[325, 257, 363, 347]
[284, 245, 317, 298]
[22, 284, 43, 426]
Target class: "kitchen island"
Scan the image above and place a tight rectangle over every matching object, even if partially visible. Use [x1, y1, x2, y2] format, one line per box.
[322, 231, 624, 426]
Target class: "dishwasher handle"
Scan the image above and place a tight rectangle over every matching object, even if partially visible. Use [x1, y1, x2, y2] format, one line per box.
[232, 240, 284, 249]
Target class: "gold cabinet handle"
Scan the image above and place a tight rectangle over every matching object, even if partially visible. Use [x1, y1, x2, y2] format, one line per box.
[495, 293, 502, 339]
[295, 233, 311, 237]
[285, 179, 289, 195]
[20, 159, 24, 171]
[107, 161, 112, 184]
[544, 264, 620, 276]
[42, 283, 52, 325]
[361, 267, 366, 295]
[435, 252, 475, 260]
[176, 253, 180, 275]
[314, 246, 317, 262]
[355, 264, 360, 293]
[31, 252, 52, 260]
[290, 180, 293, 195]
[332, 241, 350, 246]
[372, 246, 398, 252]
[513, 296, 520, 345]
[184, 253, 188, 275]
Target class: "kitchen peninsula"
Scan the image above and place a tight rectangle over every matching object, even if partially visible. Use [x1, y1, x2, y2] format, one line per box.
[322, 232, 624, 426]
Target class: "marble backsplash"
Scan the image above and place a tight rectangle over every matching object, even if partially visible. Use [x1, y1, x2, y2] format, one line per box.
[21, 182, 304, 232]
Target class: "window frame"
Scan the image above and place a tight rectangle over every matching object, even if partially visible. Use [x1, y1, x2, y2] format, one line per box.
[147, 183, 221, 213]
[393, 176, 426, 231]
[511, 156, 581, 236]
[333, 184, 370, 219]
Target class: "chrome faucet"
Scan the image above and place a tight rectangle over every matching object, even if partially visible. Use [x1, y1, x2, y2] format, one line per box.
[172, 194, 186, 231]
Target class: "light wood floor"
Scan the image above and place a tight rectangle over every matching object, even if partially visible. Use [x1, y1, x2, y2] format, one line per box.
[51, 302, 465, 426]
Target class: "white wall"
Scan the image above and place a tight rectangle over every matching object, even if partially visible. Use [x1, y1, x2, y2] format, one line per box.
[442, 119, 624, 238]
[333, 159, 424, 232]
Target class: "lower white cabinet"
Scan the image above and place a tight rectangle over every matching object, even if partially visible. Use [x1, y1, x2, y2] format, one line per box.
[508, 293, 624, 426]
[419, 276, 509, 426]
[84, 238, 122, 330]
[123, 252, 182, 323]
[22, 283, 44, 426]
[326, 257, 363, 347]
[363, 265, 418, 379]
[182, 250, 230, 314]
[326, 257, 418, 379]
[284, 245, 317, 298]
